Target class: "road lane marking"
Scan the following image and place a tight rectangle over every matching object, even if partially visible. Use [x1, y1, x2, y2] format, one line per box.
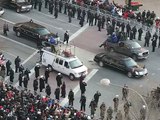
[0, 18, 15, 24]
[60, 69, 98, 106]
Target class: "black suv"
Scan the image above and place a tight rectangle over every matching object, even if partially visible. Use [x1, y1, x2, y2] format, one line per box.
[105, 40, 149, 61]
[13, 20, 60, 43]
[2, 0, 32, 13]
[94, 52, 148, 78]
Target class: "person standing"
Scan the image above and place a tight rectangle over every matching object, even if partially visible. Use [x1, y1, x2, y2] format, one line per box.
[68, 89, 74, 106]
[138, 28, 143, 41]
[9, 68, 14, 83]
[34, 63, 40, 78]
[93, 91, 101, 107]
[115, 110, 123, 120]
[77, 7, 81, 20]
[45, 84, 51, 97]
[18, 71, 23, 87]
[152, 38, 157, 52]
[132, 26, 137, 39]
[101, 16, 106, 29]
[126, 23, 131, 37]
[79, 15, 84, 27]
[68, 9, 72, 23]
[54, 87, 60, 101]
[0, 64, 5, 80]
[14, 56, 21, 73]
[61, 81, 66, 98]
[24, 68, 31, 80]
[44, 67, 50, 84]
[122, 84, 129, 101]
[56, 73, 62, 87]
[144, 31, 151, 47]
[33, 78, 38, 94]
[124, 101, 131, 118]
[39, 75, 45, 92]
[121, 22, 125, 32]
[23, 75, 29, 90]
[3, 22, 9, 36]
[58, 0, 63, 13]
[19, 64, 24, 74]
[34, 0, 38, 9]
[49, 0, 54, 14]
[140, 105, 146, 120]
[106, 106, 113, 120]
[64, 31, 69, 44]
[113, 95, 119, 112]
[54, 6, 59, 19]
[89, 99, 96, 119]
[6, 60, 11, 76]
[79, 77, 87, 96]
[100, 102, 106, 120]
[80, 94, 86, 112]
[72, 6, 76, 18]
[38, 0, 42, 11]
[98, 17, 102, 31]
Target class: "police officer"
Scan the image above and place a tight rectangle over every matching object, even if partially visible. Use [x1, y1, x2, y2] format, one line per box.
[64, 31, 69, 44]
[54, 6, 59, 19]
[113, 95, 119, 112]
[80, 94, 86, 111]
[68, 9, 72, 23]
[59, 0, 63, 13]
[24, 68, 31, 80]
[93, 91, 101, 107]
[100, 102, 106, 120]
[38, 0, 42, 11]
[130, 30, 134, 40]
[68, 89, 74, 106]
[98, 17, 102, 31]
[39, 75, 45, 92]
[89, 13, 94, 26]
[115, 110, 123, 120]
[33, 78, 38, 94]
[19, 64, 24, 74]
[44, 67, 50, 84]
[101, 15, 106, 29]
[34, 0, 38, 9]
[3, 22, 9, 36]
[132, 26, 137, 39]
[72, 5, 76, 18]
[6, 60, 12, 76]
[9, 68, 14, 83]
[14, 56, 21, 73]
[121, 22, 125, 32]
[152, 37, 157, 52]
[94, 13, 98, 26]
[44, 0, 49, 8]
[138, 28, 143, 41]
[49, 0, 54, 14]
[34, 63, 40, 78]
[82, 9, 86, 20]
[23, 74, 28, 90]
[77, 7, 81, 20]
[122, 84, 129, 101]
[56, 73, 62, 87]
[61, 81, 66, 98]
[64, 2, 68, 14]
[54, 87, 60, 101]
[45, 84, 51, 97]
[79, 77, 87, 96]
[79, 15, 84, 27]
[144, 30, 151, 47]
[89, 99, 96, 118]
[18, 71, 23, 87]
[106, 106, 113, 120]
[126, 23, 131, 37]
[140, 105, 146, 120]
[87, 10, 91, 23]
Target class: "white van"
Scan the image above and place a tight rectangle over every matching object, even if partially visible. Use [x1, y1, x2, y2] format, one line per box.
[41, 49, 88, 80]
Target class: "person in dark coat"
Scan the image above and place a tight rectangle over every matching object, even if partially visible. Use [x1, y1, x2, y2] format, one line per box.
[64, 2, 68, 14]
[94, 91, 101, 107]
[49, 0, 54, 14]
[33, 78, 38, 94]
[68, 9, 72, 23]
[54, 87, 60, 101]
[34, 63, 40, 78]
[94, 13, 98, 26]
[72, 6, 76, 18]
[101, 16, 106, 29]
[45, 84, 51, 97]
[59, 0, 63, 13]
[38, 0, 42, 11]
[61, 81, 66, 98]
[44, 0, 49, 8]
[144, 31, 151, 47]
[56, 73, 62, 87]
[24, 68, 31, 80]
[87, 10, 91, 23]
[54, 6, 59, 19]
[44, 67, 50, 84]
[18, 71, 23, 87]
[89, 13, 94, 26]
[6, 60, 12, 76]
[64, 31, 69, 44]
[80, 94, 86, 111]
[23, 75, 28, 90]
[3, 22, 9, 36]
[126, 23, 131, 37]
[121, 22, 125, 32]
[39, 75, 45, 92]
[34, 0, 38, 9]
[89, 99, 96, 118]
[152, 38, 157, 52]
[9, 68, 14, 83]
[79, 16, 84, 27]
[14, 56, 21, 73]
[68, 89, 74, 106]
[19, 64, 24, 74]
[130, 30, 134, 40]
[138, 28, 143, 41]
[77, 7, 81, 20]
[79, 77, 87, 96]
[82, 9, 86, 20]
[132, 26, 137, 39]
[98, 17, 102, 31]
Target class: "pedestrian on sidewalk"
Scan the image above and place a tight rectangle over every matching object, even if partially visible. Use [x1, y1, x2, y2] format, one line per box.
[122, 84, 129, 101]
[113, 95, 119, 112]
[138, 28, 143, 41]
[68, 9, 72, 23]
[45, 84, 51, 97]
[80, 94, 86, 112]
[23, 74, 29, 90]
[139, 105, 146, 120]
[34, 63, 40, 78]
[93, 91, 101, 107]
[19, 64, 24, 74]
[68, 89, 74, 106]
[61, 81, 66, 98]
[44, 67, 50, 84]
[79, 76, 87, 96]
[144, 31, 151, 47]
[106, 106, 113, 120]
[100, 102, 106, 120]
[18, 71, 23, 87]
[89, 99, 96, 119]
[24, 68, 31, 80]
[33, 78, 38, 94]
[56, 73, 62, 87]
[115, 110, 123, 120]
[14, 56, 21, 73]
[3, 22, 9, 36]
[54, 6, 59, 19]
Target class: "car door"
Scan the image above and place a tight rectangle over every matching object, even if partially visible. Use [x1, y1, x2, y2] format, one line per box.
[117, 60, 126, 71]
[58, 58, 65, 74]
[118, 43, 130, 56]
[54, 57, 60, 71]
[63, 61, 70, 75]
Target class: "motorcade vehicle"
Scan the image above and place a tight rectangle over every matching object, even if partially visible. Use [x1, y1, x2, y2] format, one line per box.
[94, 52, 148, 78]
[41, 47, 88, 80]
[2, 0, 32, 13]
[0, 7, 5, 16]
[105, 40, 149, 61]
[13, 20, 60, 44]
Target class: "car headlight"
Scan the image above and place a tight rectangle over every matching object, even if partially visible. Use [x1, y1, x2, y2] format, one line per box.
[21, 6, 26, 9]
[138, 53, 143, 56]
[28, 5, 32, 8]
[135, 71, 139, 75]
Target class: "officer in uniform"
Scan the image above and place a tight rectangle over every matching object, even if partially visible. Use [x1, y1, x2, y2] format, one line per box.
[89, 99, 96, 118]
[68, 89, 74, 106]
[54, 6, 59, 19]
[132, 26, 137, 39]
[6, 60, 12, 76]
[33, 78, 38, 94]
[80, 94, 86, 111]
[106, 106, 113, 120]
[138, 28, 143, 41]
[39, 75, 45, 92]
[113, 95, 119, 112]
[34, 63, 40, 78]
[18, 71, 23, 87]
[38, 0, 42, 11]
[144, 30, 151, 47]
[14, 56, 21, 73]
[93, 91, 101, 107]
[59, 0, 63, 13]
[45, 84, 51, 97]
[122, 84, 129, 101]
[45, 67, 50, 84]
[9, 68, 14, 83]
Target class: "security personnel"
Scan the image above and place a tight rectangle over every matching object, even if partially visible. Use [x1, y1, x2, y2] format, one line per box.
[18, 71, 23, 87]
[44, 67, 50, 84]
[64, 2, 68, 14]
[79, 15, 84, 27]
[87, 10, 91, 23]
[45, 84, 51, 97]
[80, 94, 86, 111]
[77, 7, 81, 20]
[98, 17, 102, 31]
[72, 5, 76, 18]
[38, 0, 42, 11]
[138, 28, 143, 41]
[106, 106, 113, 120]
[94, 91, 101, 107]
[39, 75, 45, 92]
[56, 73, 62, 87]
[54, 6, 59, 19]
[24, 68, 31, 80]
[64, 31, 69, 44]
[49, 0, 54, 14]
[68, 89, 74, 106]
[89, 99, 96, 118]
[59, 0, 63, 13]
[144, 30, 151, 47]
[126, 23, 131, 37]
[44, 0, 49, 8]
[34, 0, 38, 9]
[113, 95, 119, 112]
[152, 37, 157, 52]
[54, 87, 60, 100]
[122, 84, 129, 101]
[132, 26, 137, 39]
[82, 9, 86, 20]
[68, 9, 72, 23]
[61, 81, 66, 98]
[19, 64, 24, 74]
[101, 15, 106, 29]
[23, 74, 28, 90]
[14, 56, 21, 73]
[34, 63, 40, 78]
[6, 60, 12, 76]
[33, 78, 38, 94]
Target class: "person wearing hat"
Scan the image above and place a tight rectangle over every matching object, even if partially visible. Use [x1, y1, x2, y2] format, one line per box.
[68, 89, 74, 106]
[56, 73, 62, 87]
[33, 78, 38, 94]
[39, 75, 45, 92]
[45, 84, 51, 97]
[122, 84, 129, 101]
[34, 63, 40, 78]
[44, 67, 50, 84]
[139, 105, 146, 120]
[113, 95, 119, 112]
[63, 31, 69, 44]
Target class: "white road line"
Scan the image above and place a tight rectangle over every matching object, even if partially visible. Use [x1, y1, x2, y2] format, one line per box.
[0, 35, 37, 51]
[32, 10, 80, 28]
[0, 18, 15, 24]
[69, 23, 89, 42]
[60, 69, 98, 106]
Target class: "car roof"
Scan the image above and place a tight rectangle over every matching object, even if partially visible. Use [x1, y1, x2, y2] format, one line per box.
[20, 21, 45, 29]
[106, 52, 130, 61]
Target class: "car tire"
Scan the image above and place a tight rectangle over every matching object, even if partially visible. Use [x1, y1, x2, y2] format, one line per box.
[47, 64, 53, 72]
[127, 72, 132, 78]
[16, 31, 21, 37]
[69, 74, 75, 81]
[99, 61, 104, 67]
[16, 8, 20, 13]
[132, 54, 137, 61]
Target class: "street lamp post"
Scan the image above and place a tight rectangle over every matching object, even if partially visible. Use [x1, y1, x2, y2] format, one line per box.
[100, 78, 148, 120]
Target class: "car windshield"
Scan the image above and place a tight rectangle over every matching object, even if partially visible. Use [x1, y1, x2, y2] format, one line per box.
[36, 28, 50, 36]
[69, 59, 83, 69]
[124, 59, 138, 67]
[129, 42, 141, 49]
[17, 0, 27, 3]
